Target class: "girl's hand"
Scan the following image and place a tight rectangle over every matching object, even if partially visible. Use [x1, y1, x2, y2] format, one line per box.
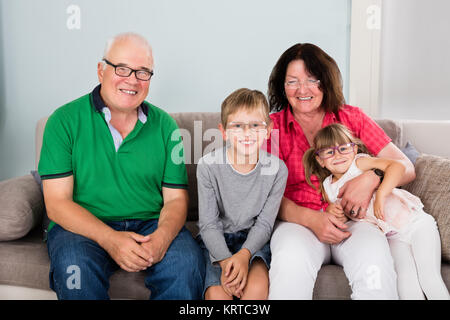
[373, 194, 386, 221]
[325, 202, 348, 223]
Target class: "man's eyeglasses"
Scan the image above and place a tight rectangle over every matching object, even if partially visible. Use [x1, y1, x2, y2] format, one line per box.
[284, 79, 320, 89]
[227, 121, 268, 133]
[103, 59, 154, 81]
[315, 142, 356, 159]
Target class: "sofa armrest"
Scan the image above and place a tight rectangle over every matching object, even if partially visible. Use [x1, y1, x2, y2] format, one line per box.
[0, 175, 44, 241]
[403, 154, 450, 262]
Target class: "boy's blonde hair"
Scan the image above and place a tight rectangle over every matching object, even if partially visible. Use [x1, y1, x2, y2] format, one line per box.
[221, 88, 270, 127]
[303, 123, 370, 195]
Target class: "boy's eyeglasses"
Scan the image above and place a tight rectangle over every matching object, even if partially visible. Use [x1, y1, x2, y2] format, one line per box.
[315, 142, 356, 159]
[226, 121, 267, 133]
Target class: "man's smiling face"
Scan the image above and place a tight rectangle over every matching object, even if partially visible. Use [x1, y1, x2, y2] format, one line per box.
[97, 37, 153, 112]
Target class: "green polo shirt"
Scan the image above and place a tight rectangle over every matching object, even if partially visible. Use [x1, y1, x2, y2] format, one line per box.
[38, 85, 188, 232]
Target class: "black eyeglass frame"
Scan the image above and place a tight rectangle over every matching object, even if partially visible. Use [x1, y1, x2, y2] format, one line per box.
[102, 58, 154, 81]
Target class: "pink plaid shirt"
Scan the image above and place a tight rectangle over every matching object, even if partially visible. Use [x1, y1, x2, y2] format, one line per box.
[265, 105, 391, 211]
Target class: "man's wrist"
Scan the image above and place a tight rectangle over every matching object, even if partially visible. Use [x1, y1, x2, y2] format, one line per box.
[96, 225, 116, 248]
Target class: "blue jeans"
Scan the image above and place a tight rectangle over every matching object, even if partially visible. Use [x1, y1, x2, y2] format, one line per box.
[47, 219, 205, 300]
[197, 230, 271, 297]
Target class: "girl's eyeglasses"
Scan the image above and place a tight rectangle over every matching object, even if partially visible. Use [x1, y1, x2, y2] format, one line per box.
[315, 142, 356, 159]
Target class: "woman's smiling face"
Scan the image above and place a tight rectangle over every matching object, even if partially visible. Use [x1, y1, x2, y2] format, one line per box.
[284, 59, 323, 115]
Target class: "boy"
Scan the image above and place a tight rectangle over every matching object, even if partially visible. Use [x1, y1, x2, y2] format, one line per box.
[197, 88, 288, 299]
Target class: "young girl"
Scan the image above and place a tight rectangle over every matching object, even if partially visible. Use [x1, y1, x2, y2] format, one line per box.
[303, 123, 449, 300]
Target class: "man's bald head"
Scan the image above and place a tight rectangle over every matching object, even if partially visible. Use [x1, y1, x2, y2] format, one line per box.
[102, 32, 153, 68]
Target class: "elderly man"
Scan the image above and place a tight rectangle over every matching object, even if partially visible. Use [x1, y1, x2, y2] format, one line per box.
[38, 33, 205, 299]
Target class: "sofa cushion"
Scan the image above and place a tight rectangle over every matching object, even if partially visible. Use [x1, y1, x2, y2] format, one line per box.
[374, 119, 402, 148]
[401, 141, 420, 164]
[0, 175, 44, 241]
[0, 228, 151, 299]
[30, 170, 50, 239]
[170, 112, 222, 222]
[403, 154, 450, 262]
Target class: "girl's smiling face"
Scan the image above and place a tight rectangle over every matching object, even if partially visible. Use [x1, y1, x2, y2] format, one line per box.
[315, 142, 358, 179]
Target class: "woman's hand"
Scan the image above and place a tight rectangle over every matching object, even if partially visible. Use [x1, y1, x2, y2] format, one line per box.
[337, 170, 380, 219]
[309, 211, 351, 244]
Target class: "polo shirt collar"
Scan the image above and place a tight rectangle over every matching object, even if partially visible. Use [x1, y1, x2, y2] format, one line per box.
[91, 84, 148, 122]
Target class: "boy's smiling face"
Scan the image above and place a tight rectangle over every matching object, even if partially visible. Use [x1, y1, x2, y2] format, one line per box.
[220, 108, 271, 163]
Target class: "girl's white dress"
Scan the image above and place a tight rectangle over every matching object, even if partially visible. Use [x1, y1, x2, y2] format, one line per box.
[322, 153, 429, 243]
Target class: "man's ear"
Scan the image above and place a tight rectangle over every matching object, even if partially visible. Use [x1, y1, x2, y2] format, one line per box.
[218, 123, 227, 141]
[97, 62, 104, 83]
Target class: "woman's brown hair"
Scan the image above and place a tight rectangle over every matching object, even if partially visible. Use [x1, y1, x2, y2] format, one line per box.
[268, 43, 345, 115]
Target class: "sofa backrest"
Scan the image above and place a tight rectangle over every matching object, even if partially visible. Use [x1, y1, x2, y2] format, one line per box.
[35, 113, 450, 221]
[35, 113, 223, 221]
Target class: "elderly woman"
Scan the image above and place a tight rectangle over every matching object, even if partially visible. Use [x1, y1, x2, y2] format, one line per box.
[266, 43, 416, 299]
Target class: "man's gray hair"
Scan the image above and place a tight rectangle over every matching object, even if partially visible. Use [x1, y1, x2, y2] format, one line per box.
[102, 32, 153, 69]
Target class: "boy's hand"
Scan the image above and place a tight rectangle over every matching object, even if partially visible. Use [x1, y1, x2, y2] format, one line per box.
[326, 202, 348, 223]
[218, 260, 236, 297]
[373, 193, 386, 221]
[220, 249, 251, 298]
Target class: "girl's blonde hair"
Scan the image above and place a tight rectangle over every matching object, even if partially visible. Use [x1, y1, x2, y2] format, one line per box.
[303, 123, 370, 196]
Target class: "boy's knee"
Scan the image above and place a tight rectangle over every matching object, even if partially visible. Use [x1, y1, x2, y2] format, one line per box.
[205, 286, 233, 300]
[243, 280, 268, 300]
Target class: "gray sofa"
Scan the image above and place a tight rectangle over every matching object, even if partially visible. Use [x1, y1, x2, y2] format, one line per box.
[1, 112, 449, 299]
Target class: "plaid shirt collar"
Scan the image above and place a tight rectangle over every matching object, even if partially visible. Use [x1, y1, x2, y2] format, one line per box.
[284, 104, 338, 133]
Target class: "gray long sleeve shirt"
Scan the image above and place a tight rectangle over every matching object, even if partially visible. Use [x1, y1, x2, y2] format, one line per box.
[197, 147, 288, 264]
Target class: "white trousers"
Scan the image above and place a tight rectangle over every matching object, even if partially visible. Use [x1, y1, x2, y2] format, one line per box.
[388, 213, 449, 300]
[268, 220, 399, 300]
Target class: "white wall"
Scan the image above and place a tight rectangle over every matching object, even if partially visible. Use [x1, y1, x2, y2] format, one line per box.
[0, 0, 351, 180]
[379, 0, 450, 120]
